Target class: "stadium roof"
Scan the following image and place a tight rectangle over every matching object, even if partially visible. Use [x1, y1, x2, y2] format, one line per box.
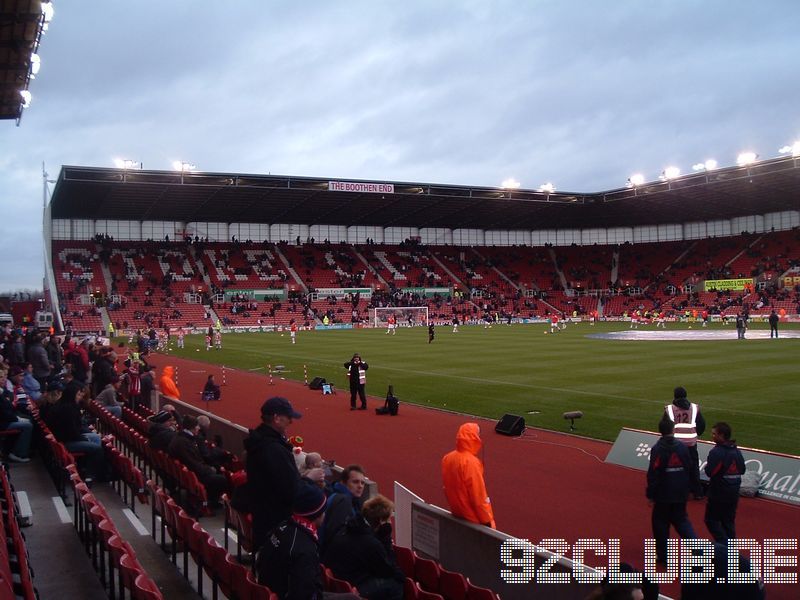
[50, 157, 800, 231]
[0, 0, 49, 123]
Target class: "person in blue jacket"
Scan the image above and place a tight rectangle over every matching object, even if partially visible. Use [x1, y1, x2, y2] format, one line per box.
[646, 417, 697, 563]
[704, 422, 746, 543]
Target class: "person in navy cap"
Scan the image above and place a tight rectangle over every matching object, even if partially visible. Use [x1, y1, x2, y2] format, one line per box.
[245, 397, 303, 548]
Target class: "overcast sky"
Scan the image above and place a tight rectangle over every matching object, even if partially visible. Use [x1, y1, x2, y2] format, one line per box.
[1, 0, 798, 290]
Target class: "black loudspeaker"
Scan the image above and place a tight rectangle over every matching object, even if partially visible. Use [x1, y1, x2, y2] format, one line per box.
[495, 414, 525, 436]
[309, 377, 326, 390]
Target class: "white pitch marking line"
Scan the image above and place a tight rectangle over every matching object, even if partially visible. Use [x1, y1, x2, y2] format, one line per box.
[123, 508, 150, 536]
[52, 496, 72, 524]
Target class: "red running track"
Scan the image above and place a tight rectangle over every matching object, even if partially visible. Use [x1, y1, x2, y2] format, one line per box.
[150, 354, 798, 599]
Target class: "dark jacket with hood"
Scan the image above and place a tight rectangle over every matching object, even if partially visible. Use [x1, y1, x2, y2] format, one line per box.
[257, 518, 324, 600]
[244, 423, 300, 548]
[704, 441, 745, 503]
[664, 397, 706, 437]
[646, 435, 692, 503]
[323, 515, 405, 588]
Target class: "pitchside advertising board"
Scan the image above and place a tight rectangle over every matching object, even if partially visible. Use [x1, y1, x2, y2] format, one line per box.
[606, 427, 800, 507]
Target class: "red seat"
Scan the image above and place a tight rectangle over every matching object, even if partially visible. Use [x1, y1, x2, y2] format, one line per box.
[465, 581, 499, 600]
[404, 577, 419, 600]
[414, 556, 441, 593]
[133, 573, 163, 600]
[417, 582, 445, 600]
[438, 567, 468, 600]
[394, 544, 416, 578]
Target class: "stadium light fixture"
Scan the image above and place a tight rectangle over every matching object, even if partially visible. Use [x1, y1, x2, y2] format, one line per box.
[30, 54, 41, 77]
[41, 1, 54, 31]
[627, 173, 645, 187]
[778, 141, 800, 157]
[114, 159, 141, 169]
[173, 161, 196, 172]
[501, 178, 521, 189]
[736, 152, 758, 166]
[19, 90, 31, 108]
[538, 182, 556, 193]
[692, 159, 718, 172]
[660, 166, 681, 181]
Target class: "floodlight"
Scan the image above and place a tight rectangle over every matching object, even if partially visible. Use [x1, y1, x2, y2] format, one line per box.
[501, 178, 521, 189]
[114, 159, 141, 169]
[20, 90, 31, 108]
[41, 2, 54, 23]
[173, 161, 196, 172]
[660, 166, 680, 180]
[627, 173, 645, 187]
[736, 152, 757, 166]
[30, 54, 41, 77]
[538, 182, 556, 193]
[778, 141, 800, 157]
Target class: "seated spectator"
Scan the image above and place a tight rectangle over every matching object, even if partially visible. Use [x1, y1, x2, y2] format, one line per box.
[202, 374, 221, 401]
[0, 369, 33, 462]
[46, 382, 107, 481]
[257, 481, 359, 600]
[21, 363, 43, 403]
[320, 464, 368, 551]
[168, 415, 227, 507]
[323, 494, 404, 600]
[147, 409, 178, 451]
[95, 374, 123, 417]
[195, 415, 230, 468]
[38, 378, 65, 423]
[6, 365, 34, 415]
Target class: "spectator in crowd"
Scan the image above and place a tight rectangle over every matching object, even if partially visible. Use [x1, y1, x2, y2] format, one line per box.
[441, 422, 496, 528]
[646, 417, 696, 564]
[0, 369, 33, 462]
[46, 382, 107, 481]
[20, 363, 42, 404]
[257, 481, 359, 600]
[245, 396, 302, 548]
[344, 353, 369, 410]
[195, 414, 232, 468]
[321, 464, 368, 551]
[202, 374, 221, 401]
[64, 338, 90, 384]
[26, 332, 51, 388]
[91, 346, 118, 397]
[663, 386, 705, 499]
[6, 366, 34, 414]
[46, 334, 63, 374]
[704, 422, 746, 543]
[323, 494, 404, 600]
[680, 541, 765, 600]
[37, 379, 64, 423]
[147, 409, 178, 451]
[6, 332, 25, 367]
[95, 374, 124, 417]
[138, 364, 157, 410]
[168, 414, 227, 507]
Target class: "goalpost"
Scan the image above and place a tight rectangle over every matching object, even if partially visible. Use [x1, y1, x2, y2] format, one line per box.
[371, 306, 429, 328]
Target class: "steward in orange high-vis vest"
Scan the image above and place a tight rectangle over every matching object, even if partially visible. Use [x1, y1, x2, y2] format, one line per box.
[441, 422, 496, 528]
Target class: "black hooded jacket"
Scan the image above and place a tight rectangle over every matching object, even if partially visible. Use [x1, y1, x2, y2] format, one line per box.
[244, 423, 300, 548]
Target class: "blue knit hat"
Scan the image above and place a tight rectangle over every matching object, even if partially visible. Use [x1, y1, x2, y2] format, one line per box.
[292, 482, 326, 519]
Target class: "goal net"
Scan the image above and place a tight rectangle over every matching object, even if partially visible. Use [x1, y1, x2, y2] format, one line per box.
[372, 306, 429, 328]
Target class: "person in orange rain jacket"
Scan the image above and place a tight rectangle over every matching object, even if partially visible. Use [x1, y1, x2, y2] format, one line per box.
[441, 422, 496, 528]
[160, 365, 181, 400]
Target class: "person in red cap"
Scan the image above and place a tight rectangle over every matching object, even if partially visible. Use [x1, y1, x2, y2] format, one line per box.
[441, 422, 496, 528]
[245, 396, 303, 549]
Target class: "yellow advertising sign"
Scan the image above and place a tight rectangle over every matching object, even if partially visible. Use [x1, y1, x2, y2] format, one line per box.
[704, 278, 754, 291]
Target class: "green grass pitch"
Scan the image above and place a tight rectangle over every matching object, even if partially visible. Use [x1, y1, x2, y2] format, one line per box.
[165, 321, 800, 455]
